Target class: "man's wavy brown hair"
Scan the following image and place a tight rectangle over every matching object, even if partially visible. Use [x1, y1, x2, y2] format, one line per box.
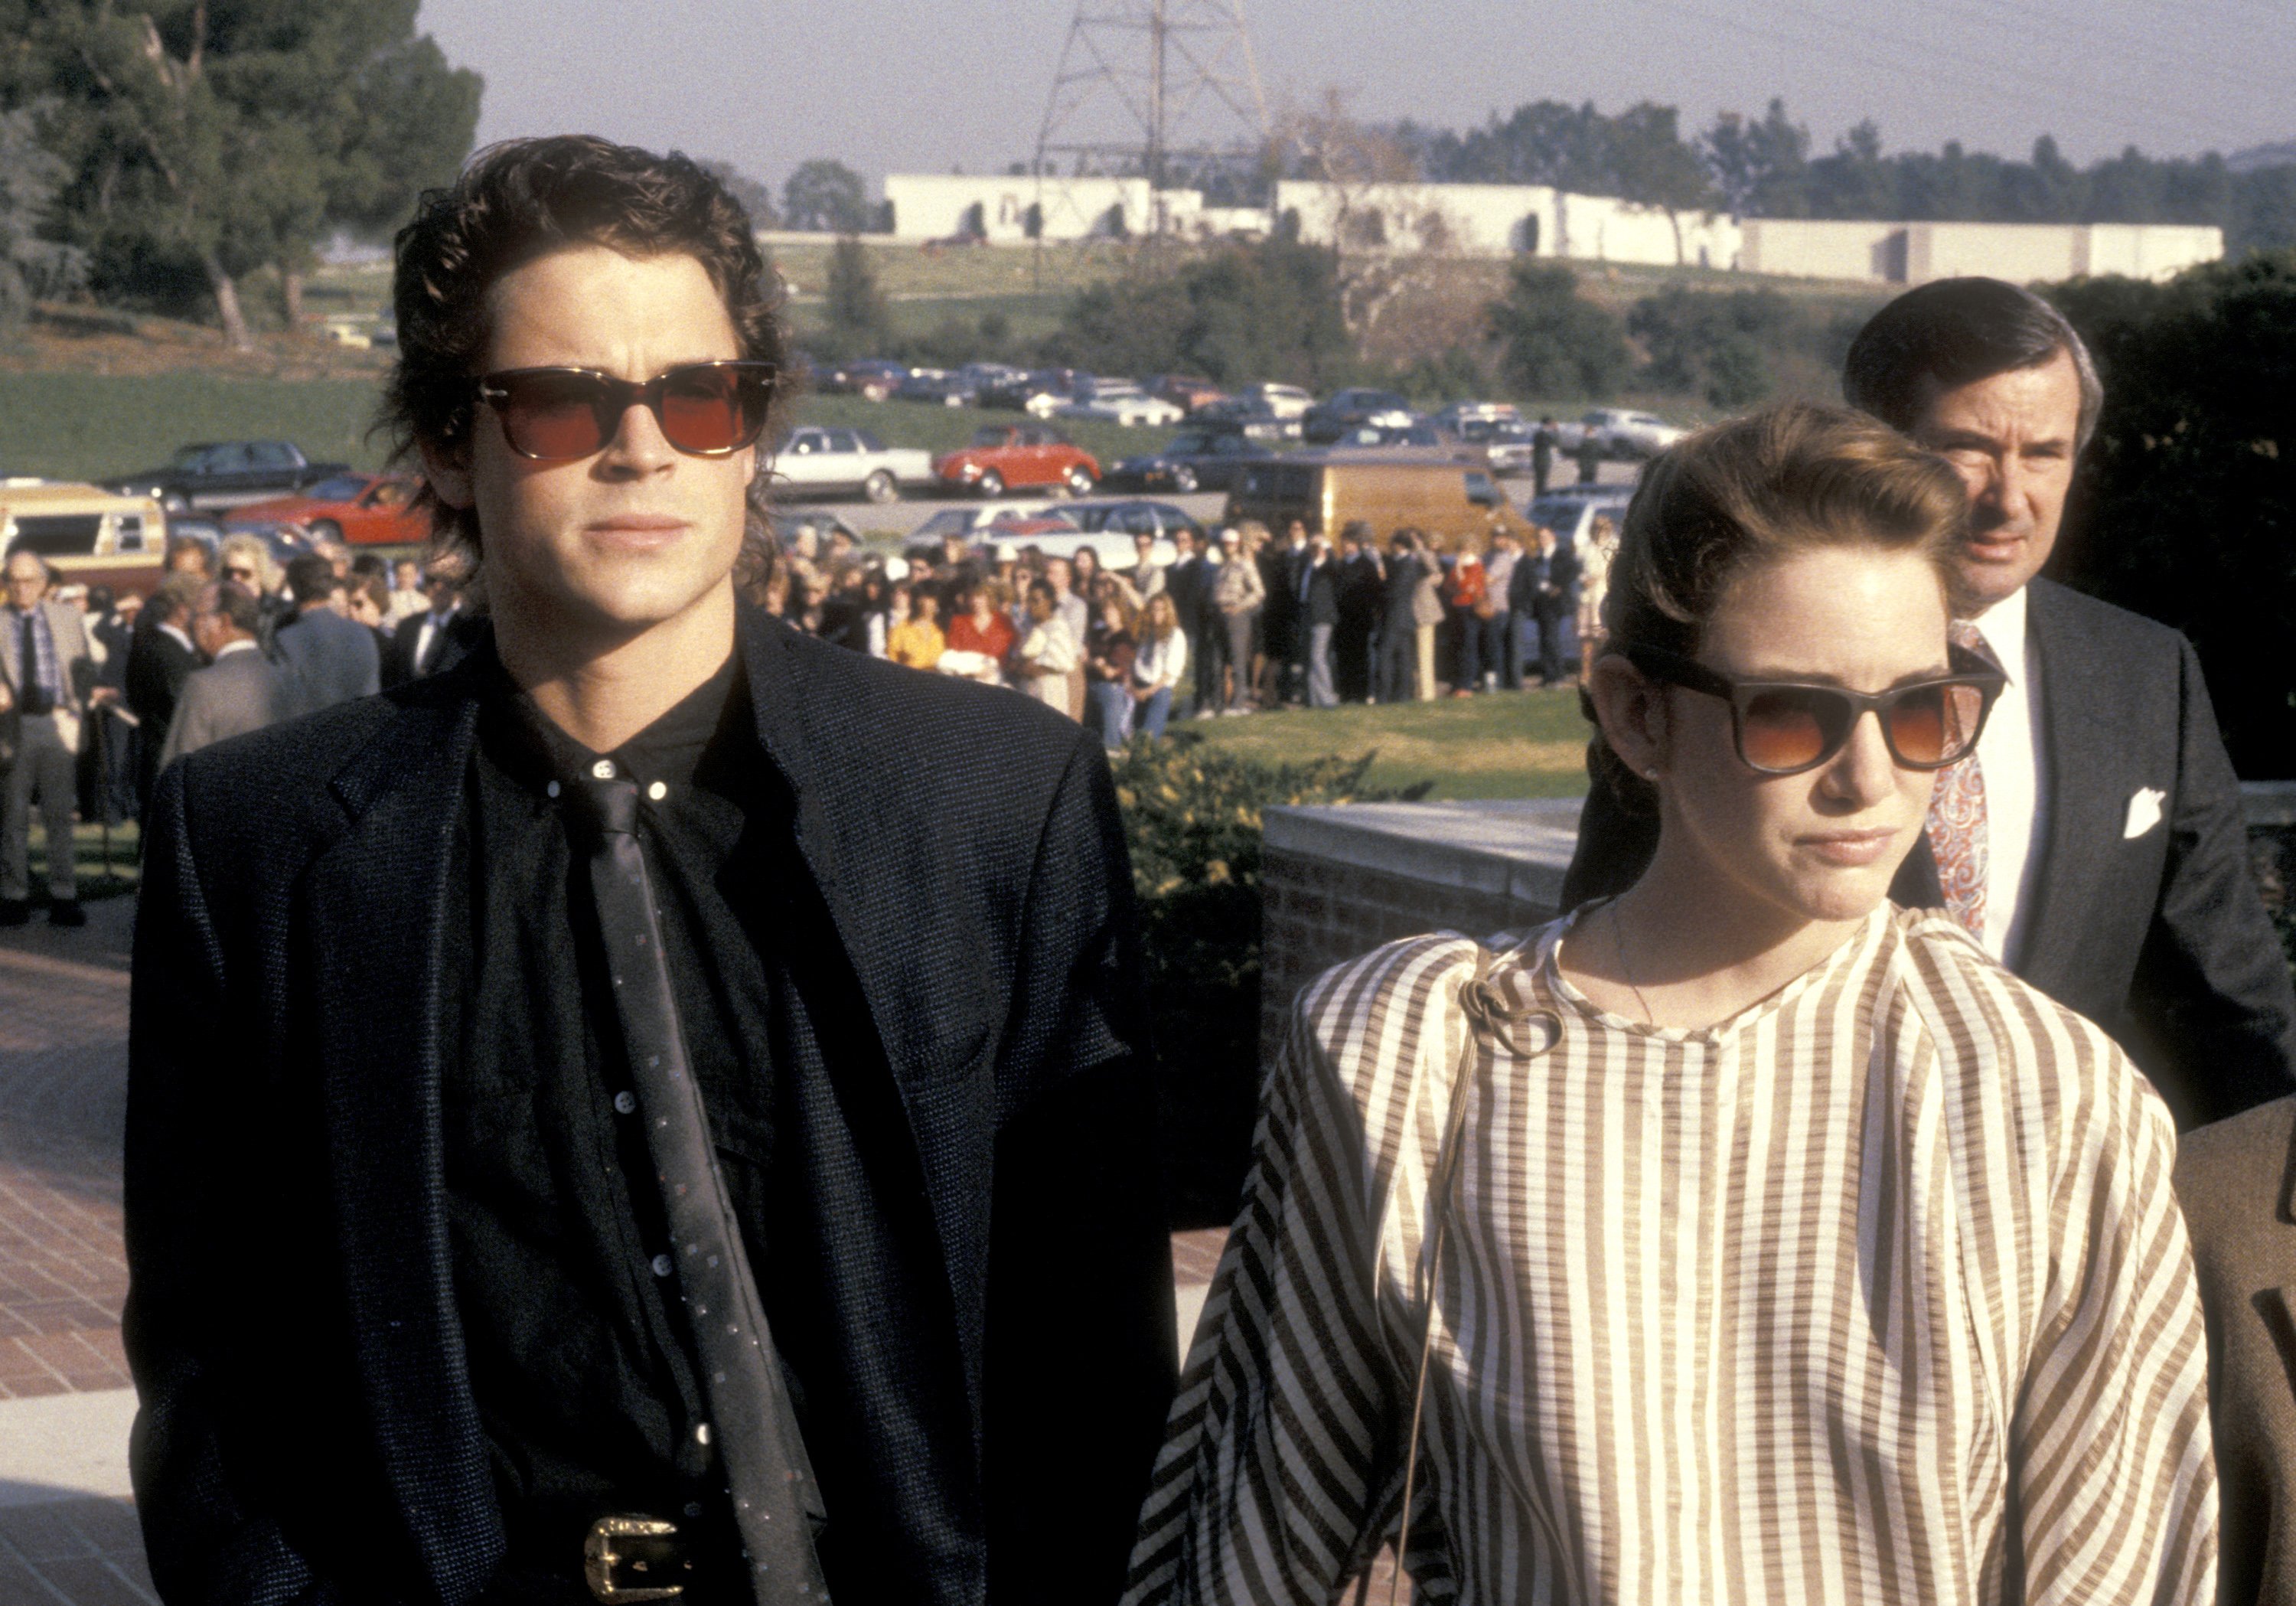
[379, 135, 788, 588]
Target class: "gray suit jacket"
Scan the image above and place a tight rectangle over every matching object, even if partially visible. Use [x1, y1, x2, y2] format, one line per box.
[2177, 1095, 2296, 1605]
[156, 648, 292, 769]
[0, 599, 92, 717]
[274, 606, 380, 718]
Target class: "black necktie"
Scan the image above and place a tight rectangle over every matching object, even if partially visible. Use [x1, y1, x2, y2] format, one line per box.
[17, 612, 52, 716]
[570, 766, 831, 1603]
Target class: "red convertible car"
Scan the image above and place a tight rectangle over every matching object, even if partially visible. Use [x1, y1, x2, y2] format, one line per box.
[933, 425, 1098, 498]
[232, 473, 430, 546]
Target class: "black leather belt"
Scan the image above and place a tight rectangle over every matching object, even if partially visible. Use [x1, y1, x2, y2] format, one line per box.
[583, 1516, 695, 1602]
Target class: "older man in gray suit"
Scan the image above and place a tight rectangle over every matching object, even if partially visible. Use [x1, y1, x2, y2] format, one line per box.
[155, 582, 290, 769]
[0, 550, 92, 925]
[272, 552, 379, 716]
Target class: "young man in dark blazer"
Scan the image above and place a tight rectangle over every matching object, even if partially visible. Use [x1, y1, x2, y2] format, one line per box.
[1563, 276, 2296, 1131]
[126, 136, 1175, 1606]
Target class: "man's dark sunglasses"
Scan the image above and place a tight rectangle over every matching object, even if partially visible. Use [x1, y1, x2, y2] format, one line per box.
[475, 361, 778, 462]
[1622, 641, 2006, 775]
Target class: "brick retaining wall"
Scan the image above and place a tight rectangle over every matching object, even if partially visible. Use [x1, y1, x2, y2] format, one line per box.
[1261, 785, 2296, 1068]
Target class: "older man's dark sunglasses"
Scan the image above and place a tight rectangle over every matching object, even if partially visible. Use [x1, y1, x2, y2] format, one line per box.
[1623, 642, 2006, 775]
[475, 361, 777, 461]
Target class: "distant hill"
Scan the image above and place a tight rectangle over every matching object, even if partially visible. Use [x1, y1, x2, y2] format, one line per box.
[2228, 141, 2296, 175]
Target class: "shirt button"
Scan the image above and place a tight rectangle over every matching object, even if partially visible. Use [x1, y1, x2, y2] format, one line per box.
[545, 780, 560, 798]
[592, 759, 615, 780]
[647, 780, 668, 801]
[614, 1091, 638, 1115]
[651, 1253, 673, 1278]
[695, 1423, 712, 1446]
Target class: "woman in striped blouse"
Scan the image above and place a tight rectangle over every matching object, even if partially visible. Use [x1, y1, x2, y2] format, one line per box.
[1126, 403, 2216, 1604]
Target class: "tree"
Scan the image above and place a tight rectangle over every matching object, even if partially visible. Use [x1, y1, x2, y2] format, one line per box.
[1047, 233, 1352, 388]
[1629, 286, 1791, 406]
[1605, 102, 1713, 262]
[2045, 254, 2296, 777]
[0, 104, 86, 330]
[1486, 263, 1630, 400]
[14, 0, 478, 348]
[820, 233, 886, 357]
[1701, 98, 1808, 217]
[781, 159, 869, 233]
[698, 158, 776, 230]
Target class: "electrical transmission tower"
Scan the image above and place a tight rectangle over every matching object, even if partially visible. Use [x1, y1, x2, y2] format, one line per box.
[1032, 0, 1270, 238]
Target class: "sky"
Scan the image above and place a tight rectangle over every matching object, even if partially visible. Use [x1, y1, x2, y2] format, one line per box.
[416, 0, 2296, 196]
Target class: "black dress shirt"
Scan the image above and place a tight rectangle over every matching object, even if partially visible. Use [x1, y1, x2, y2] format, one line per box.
[445, 650, 778, 1600]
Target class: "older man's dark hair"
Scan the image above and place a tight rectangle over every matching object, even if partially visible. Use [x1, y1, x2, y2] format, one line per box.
[380, 135, 790, 566]
[1841, 276, 2104, 448]
[201, 580, 264, 638]
[284, 552, 340, 606]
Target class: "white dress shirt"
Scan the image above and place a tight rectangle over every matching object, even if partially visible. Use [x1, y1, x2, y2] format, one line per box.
[1965, 584, 2049, 965]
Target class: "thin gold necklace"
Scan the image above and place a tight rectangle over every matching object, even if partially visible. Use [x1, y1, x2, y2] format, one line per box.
[1609, 903, 1658, 1024]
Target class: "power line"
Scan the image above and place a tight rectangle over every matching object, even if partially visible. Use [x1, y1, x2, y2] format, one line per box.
[1613, 0, 2281, 155]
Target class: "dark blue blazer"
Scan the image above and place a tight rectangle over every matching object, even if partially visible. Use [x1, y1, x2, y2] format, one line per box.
[123, 608, 1176, 1605]
[1564, 576, 2296, 1128]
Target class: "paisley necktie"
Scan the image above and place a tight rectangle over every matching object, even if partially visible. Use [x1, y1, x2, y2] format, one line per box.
[1925, 621, 1992, 938]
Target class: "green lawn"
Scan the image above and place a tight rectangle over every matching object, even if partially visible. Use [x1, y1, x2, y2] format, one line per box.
[0, 371, 396, 481]
[1181, 685, 1593, 800]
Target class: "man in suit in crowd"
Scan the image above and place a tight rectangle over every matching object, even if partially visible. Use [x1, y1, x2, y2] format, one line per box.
[273, 551, 380, 716]
[1259, 520, 1304, 705]
[1564, 276, 2296, 1131]
[124, 576, 203, 821]
[1376, 530, 1425, 703]
[154, 581, 291, 769]
[1512, 524, 1580, 688]
[126, 135, 1172, 1606]
[1333, 521, 1383, 702]
[1291, 530, 1340, 709]
[382, 560, 485, 688]
[1481, 527, 1521, 690]
[0, 551, 91, 925]
[1532, 416, 1558, 496]
[83, 586, 140, 826]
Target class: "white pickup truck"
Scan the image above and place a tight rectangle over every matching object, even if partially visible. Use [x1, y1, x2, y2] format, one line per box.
[770, 426, 936, 504]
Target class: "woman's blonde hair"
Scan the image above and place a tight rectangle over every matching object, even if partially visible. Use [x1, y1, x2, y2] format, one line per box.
[1595, 402, 1968, 811]
[1143, 591, 1179, 641]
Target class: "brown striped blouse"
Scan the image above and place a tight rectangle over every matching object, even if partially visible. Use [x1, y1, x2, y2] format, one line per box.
[1124, 904, 2216, 1604]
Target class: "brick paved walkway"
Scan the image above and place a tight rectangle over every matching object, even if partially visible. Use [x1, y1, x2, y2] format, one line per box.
[0, 899, 132, 1403]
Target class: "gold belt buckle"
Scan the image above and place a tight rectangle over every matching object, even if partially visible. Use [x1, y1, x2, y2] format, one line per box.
[583, 1516, 687, 1602]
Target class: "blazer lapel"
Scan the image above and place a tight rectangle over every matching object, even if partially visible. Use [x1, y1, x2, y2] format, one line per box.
[2013, 580, 2127, 993]
[739, 614, 993, 1404]
[306, 674, 503, 1600]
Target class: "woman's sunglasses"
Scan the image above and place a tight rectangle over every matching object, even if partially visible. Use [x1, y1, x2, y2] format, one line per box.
[475, 361, 778, 462]
[1623, 641, 2006, 775]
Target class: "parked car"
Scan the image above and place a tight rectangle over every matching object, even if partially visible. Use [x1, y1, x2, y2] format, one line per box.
[104, 439, 355, 513]
[1191, 396, 1302, 442]
[233, 473, 430, 546]
[1, 476, 168, 597]
[1525, 484, 1635, 548]
[1102, 428, 1267, 494]
[907, 501, 1066, 543]
[1302, 387, 1414, 444]
[1055, 380, 1186, 429]
[981, 524, 1178, 572]
[819, 358, 911, 402]
[767, 509, 866, 552]
[934, 424, 1099, 498]
[1059, 498, 1205, 543]
[1332, 419, 1446, 450]
[771, 426, 936, 503]
[1430, 400, 1522, 434]
[1146, 374, 1227, 414]
[1570, 407, 1689, 460]
[1225, 449, 1534, 548]
[1232, 381, 1316, 420]
[895, 368, 980, 406]
[1458, 418, 1538, 477]
[983, 367, 1084, 412]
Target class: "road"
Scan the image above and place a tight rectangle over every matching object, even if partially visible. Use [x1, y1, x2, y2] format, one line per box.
[773, 459, 1640, 543]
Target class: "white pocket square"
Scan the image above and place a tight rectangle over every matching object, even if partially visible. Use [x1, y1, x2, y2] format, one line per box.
[2124, 786, 2167, 840]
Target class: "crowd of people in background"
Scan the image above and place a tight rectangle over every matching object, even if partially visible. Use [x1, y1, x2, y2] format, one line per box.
[0, 531, 476, 924]
[748, 510, 1624, 751]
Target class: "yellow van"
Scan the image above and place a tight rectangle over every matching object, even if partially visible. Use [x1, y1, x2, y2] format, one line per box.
[1221, 450, 1533, 550]
[0, 478, 169, 596]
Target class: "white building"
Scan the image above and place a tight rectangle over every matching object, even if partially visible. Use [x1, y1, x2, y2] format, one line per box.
[878, 173, 2225, 286]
